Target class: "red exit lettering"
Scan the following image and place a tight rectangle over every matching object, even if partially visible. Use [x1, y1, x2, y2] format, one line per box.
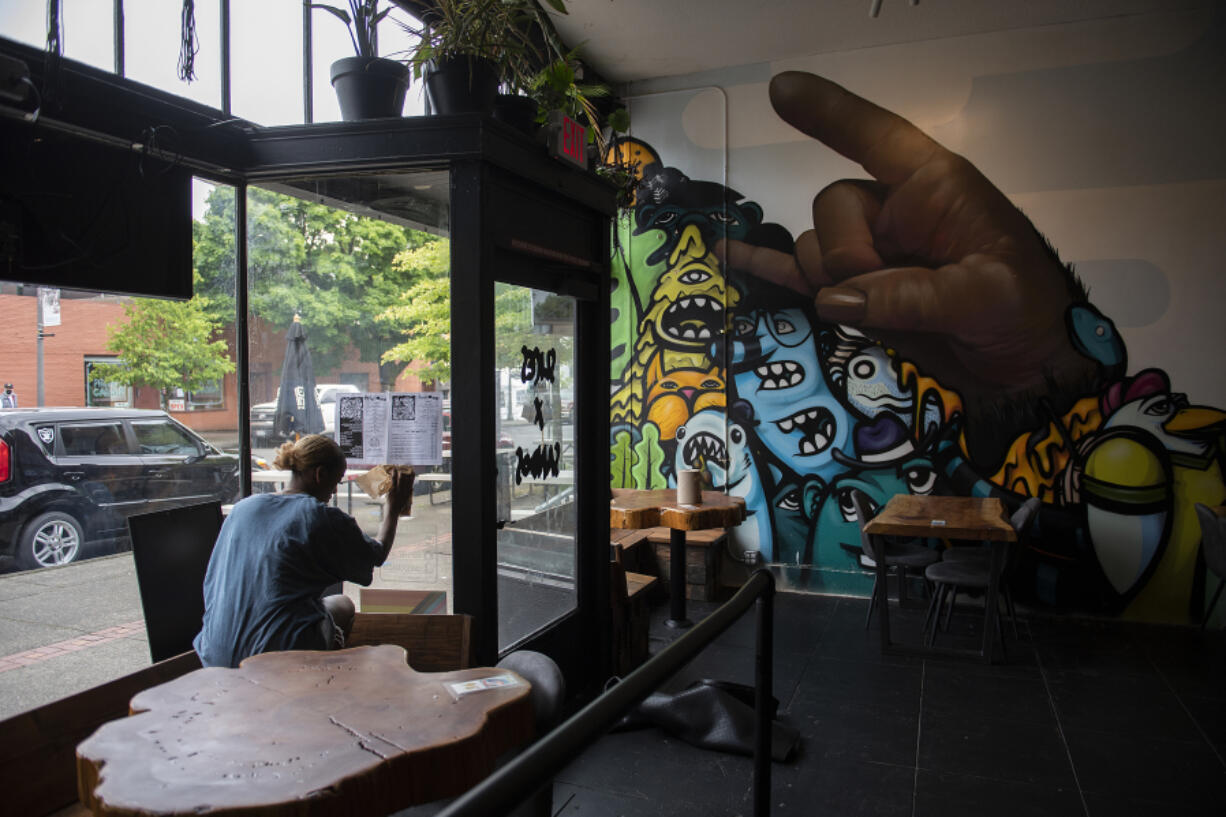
[562, 116, 586, 163]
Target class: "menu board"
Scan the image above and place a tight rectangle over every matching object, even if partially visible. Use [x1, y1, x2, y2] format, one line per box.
[335, 392, 443, 466]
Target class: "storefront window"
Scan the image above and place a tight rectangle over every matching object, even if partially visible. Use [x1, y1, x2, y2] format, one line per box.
[84, 358, 133, 408]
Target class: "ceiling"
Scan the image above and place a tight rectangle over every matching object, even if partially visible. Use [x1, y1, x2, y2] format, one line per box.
[548, 0, 1199, 83]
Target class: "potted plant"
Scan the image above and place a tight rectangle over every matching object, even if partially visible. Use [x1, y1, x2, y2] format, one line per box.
[314, 0, 409, 120]
[401, 0, 564, 116]
[530, 51, 630, 162]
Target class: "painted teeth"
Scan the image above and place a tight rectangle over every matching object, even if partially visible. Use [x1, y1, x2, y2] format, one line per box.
[774, 408, 837, 457]
[754, 360, 805, 390]
[698, 327, 711, 339]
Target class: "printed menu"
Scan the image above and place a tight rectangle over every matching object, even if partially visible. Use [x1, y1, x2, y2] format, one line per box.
[334, 392, 443, 466]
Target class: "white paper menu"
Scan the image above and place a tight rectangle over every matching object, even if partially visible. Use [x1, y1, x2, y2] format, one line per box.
[335, 392, 442, 466]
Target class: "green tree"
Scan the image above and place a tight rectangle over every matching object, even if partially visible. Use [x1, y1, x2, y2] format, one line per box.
[92, 282, 235, 409]
[610, 426, 635, 488]
[377, 251, 544, 386]
[193, 185, 437, 389]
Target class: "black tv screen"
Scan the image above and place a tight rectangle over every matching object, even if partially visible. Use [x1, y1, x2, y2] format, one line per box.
[0, 118, 193, 299]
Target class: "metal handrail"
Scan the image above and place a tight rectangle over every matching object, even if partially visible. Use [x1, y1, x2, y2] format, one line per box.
[437, 568, 777, 817]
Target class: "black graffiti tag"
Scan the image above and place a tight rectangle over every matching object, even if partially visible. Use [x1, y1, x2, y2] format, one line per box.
[514, 443, 561, 485]
[520, 345, 556, 385]
[530, 396, 546, 430]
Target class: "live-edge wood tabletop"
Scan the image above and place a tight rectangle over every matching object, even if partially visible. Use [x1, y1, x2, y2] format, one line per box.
[76, 644, 532, 817]
[863, 495, 1016, 542]
[610, 489, 747, 532]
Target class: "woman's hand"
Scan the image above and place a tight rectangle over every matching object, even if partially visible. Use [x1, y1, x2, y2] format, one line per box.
[385, 469, 416, 519]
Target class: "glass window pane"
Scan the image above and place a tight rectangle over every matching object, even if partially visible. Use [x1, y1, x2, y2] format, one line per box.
[124, 0, 220, 109]
[63, 0, 114, 73]
[131, 419, 199, 455]
[0, 2, 47, 51]
[496, 285, 577, 650]
[245, 173, 452, 607]
[60, 422, 127, 455]
[231, 0, 302, 124]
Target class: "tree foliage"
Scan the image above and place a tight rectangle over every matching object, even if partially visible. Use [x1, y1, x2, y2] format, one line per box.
[193, 185, 436, 388]
[93, 278, 235, 408]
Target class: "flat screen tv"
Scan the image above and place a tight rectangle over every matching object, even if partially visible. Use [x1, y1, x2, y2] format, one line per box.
[0, 118, 193, 299]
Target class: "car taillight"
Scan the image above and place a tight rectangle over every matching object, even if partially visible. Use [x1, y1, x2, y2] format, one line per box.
[0, 439, 9, 482]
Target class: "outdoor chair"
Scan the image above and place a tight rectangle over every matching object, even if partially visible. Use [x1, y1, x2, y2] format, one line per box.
[922, 496, 1041, 655]
[851, 490, 941, 630]
[1194, 504, 1226, 629]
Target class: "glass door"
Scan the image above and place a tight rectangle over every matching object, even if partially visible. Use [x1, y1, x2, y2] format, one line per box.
[494, 285, 578, 650]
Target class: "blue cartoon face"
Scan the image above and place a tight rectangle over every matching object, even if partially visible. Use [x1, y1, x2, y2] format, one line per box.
[729, 308, 853, 482]
[808, 458, 939, 569]
[674, 408, 754, 492]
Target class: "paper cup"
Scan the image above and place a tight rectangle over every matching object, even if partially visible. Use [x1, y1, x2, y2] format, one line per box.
[677, 469, 701, 505]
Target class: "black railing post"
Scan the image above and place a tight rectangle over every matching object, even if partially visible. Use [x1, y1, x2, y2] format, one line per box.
[753, 569, 775, 817]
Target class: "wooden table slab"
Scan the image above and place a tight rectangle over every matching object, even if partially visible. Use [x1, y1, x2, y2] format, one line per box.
[610, 489, 746, 531]
[863, 495, 1015, 542]
[76, 645, 532, 817]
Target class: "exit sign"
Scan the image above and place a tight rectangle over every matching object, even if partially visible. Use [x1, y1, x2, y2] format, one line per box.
[548, 111, 588, 169]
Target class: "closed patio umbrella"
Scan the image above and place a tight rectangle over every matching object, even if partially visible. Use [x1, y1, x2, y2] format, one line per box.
[273, 317, 325, 440]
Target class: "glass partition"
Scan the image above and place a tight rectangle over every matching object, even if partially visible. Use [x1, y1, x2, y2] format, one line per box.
[244, 171, 453, 611]
[495, 283, 578, 650]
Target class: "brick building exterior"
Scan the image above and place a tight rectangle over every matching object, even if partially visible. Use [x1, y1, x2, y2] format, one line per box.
[0, 290, 428, 435]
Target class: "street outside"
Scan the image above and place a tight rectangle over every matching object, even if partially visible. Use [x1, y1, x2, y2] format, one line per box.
[0, 414, 576, 719]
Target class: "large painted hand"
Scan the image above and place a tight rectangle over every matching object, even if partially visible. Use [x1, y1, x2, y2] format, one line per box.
[720, 71, 1096, 403]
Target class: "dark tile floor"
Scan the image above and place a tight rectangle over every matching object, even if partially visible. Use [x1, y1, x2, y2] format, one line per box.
[554, 593, 1226, 817]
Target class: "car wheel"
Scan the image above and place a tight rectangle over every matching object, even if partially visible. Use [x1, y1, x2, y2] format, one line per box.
[18, 511, 84, 570]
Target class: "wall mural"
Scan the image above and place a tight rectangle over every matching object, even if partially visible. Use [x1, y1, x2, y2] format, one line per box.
[608, 127, 1226, 626]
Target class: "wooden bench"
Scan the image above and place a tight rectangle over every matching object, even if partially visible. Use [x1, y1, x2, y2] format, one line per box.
[1, 613, 473, 817]
[611, 543, 658, 675]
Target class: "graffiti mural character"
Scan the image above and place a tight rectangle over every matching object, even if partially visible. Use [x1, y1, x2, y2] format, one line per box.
[803, 415, 941, 572]
[729, 306, 853, 485]
[673, 407, 774, 559]
[826, 325, 914, 423]
[610, 223, 738, 432]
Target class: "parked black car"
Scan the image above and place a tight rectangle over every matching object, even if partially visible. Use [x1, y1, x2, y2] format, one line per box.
[0, 408, 241, 570]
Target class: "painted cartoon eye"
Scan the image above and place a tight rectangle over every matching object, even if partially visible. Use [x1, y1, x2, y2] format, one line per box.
[678, 269, 712, 285]
[904, 467, 937, 495]
[776, 489, 801, 512]
[774, 317, 796, 334]
[660, 380, 678, 390]
[708, 211, 739, 226]
[676, 426, 686, 441]
[1143, 398, 1173, 417]
[730, 427, 744, 445]
[734, 317, 755, 336]
[851, 357, 876, 380]
[836, 488, 860, 523]
[701, 379, 721, 389]
[653, 211, 679, 226]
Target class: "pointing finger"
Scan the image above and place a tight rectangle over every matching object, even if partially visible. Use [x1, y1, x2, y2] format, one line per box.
[770, 71, 943, 186]
[718, 238, 829, 296]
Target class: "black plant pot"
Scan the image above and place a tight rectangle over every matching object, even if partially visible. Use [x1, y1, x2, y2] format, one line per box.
[425, 56, 499, 115]
[330, 57, 409, 121]
[492, 94, 539, 135]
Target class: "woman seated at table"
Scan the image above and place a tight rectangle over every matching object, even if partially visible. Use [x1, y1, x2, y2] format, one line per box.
[194, 434, 414, 668]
